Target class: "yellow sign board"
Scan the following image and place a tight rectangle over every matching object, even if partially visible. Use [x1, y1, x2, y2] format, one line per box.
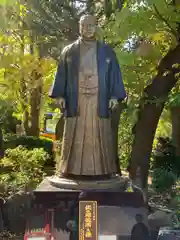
[79, 201, 98, 240]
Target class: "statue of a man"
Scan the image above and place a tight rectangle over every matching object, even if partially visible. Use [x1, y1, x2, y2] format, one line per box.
[49, 14, 126, 179]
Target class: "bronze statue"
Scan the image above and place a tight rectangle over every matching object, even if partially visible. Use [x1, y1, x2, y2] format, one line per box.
[49, 14, 126, 179]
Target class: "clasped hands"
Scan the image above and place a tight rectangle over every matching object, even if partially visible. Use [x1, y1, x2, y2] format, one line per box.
[56, 98, 118, 111]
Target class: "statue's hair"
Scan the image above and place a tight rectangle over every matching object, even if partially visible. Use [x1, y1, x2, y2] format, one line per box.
[79, 14, 97, 24]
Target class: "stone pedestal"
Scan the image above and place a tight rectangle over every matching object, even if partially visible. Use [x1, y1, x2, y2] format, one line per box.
[46, 174, 128, 191]
[33, 180, 149, 240]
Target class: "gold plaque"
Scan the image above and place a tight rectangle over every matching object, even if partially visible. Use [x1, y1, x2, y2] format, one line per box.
[79, 201, 98, 240]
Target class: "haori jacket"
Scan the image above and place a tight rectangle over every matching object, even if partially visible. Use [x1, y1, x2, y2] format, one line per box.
[49, 39, 126, 118]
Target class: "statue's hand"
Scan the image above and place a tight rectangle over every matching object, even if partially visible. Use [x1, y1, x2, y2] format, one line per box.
[109, 98, 118, 110]
[56, 98, 66, 111]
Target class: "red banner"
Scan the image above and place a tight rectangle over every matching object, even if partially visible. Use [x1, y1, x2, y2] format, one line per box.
[79, 201, 98, 240]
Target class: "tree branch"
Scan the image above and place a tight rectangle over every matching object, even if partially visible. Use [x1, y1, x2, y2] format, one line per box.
[153, 4, 179, 41]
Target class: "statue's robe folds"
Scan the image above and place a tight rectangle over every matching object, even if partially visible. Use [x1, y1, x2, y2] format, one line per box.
[49, 39, 126, 176]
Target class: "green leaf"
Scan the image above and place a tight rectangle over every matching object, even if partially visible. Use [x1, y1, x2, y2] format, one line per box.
[0, 0, 15, 6]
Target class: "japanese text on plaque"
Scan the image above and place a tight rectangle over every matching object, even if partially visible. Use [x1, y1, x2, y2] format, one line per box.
[79, 201, 97, 240]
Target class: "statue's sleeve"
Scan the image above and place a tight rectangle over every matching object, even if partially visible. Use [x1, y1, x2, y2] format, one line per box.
[49, 47, 67, 99]
[109, 49, 126, 101]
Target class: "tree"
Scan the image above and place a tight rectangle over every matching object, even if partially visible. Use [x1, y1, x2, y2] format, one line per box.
[169, 88, 180, 156]
[104, 0, 180, 199]
[0, 4, 56, 135]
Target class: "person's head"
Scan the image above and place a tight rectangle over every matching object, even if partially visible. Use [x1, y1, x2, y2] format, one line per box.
[79, 14, 97, 40]
[135, 214, 143, 223]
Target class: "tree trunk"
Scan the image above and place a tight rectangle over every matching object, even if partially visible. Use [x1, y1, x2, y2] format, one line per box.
[55, 113, 65, 141]
[20, 78, 29, 135]
[28, 37, 43, 137]
[22, 106, 29, 135]
[111, 102, 126, 175]
[29, 66, 42, 137]
[171, 106, 180, 156]
[19, 26, 30, 135]
[128, 44, 180, 200]
[0, 128, 4, 159]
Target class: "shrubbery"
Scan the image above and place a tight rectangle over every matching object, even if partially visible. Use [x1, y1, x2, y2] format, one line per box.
[151, 137, 180, 194]
[0, 146, 48, 196]
[151, 167, 177, 194]
[3, 134, 54, 166]
[0, 103, 19, 134]
[151, 137, 180, 175]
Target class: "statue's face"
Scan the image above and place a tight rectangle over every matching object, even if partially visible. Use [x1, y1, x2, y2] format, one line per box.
[79, 15, 96, 39]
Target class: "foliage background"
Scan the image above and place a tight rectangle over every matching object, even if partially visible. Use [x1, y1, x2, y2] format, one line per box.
[0, 0, 179, 193]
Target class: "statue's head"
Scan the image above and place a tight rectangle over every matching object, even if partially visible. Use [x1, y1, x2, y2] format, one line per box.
[79, 14, 97, 40]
